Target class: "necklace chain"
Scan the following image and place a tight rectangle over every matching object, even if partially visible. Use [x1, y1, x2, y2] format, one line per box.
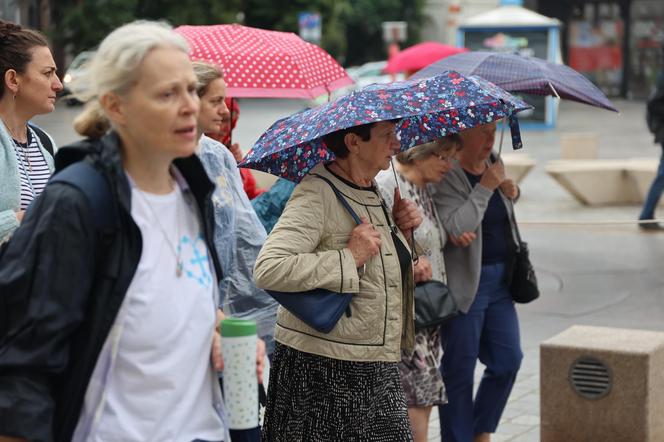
[1, 118, 31, 171]
[133, 181, 184, 277]
[14, 137, 33, 172]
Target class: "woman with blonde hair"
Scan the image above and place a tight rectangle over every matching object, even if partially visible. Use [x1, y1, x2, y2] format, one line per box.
[376, 135, 474, 442]
[192, 60, 277, 355]
[0, 21, 261, 442]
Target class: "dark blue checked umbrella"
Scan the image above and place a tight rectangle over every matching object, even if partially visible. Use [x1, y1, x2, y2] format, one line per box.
[412, 51, 618, 113]
[240, 70, 531, 182]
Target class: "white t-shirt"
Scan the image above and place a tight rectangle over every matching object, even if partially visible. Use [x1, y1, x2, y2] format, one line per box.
[93, 181, 225, 442]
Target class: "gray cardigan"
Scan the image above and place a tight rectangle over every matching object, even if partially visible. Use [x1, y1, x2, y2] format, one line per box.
[429, 157, 519, 313]
[0, 120, 55, 241]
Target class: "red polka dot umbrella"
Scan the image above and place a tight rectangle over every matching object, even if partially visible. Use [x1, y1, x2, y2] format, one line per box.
[175, 24, 354, 99]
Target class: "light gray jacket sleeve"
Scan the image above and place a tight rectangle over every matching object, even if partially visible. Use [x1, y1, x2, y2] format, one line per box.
[431, 163, 493, 237]
[0, 210, 19, 242]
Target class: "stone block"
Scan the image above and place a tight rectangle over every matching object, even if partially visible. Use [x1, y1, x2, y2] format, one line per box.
[560, 132, 598, 160]
[502, 153, 536, 184]
[540, 325, 664, 442]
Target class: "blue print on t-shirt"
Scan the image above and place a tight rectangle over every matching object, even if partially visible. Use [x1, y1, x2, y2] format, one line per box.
[178, 234, 213, 288]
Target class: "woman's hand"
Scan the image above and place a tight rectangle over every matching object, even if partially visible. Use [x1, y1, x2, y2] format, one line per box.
[346, 217, 382, 268]
[228, 143, 244, 163]
[479, 161, 506, 191]
[499, 179, 519, 200]
[211, 309, 225, 371]
[392, 188, 423, 238]
[15, 210, 25, 223]
[255, 339, 266, 384]
[448, 231, 477, 248]
[413, 256, 433, 283]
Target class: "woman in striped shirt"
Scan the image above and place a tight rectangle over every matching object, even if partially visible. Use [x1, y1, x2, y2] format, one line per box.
[0, 20, 62, 241]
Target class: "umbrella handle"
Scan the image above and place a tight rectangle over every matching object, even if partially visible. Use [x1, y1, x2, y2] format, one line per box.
[228, 97, 234, 148]
[389, 158, 418, 264]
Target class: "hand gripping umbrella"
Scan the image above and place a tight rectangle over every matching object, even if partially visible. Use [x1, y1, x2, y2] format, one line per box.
[240, 70, 532, 182]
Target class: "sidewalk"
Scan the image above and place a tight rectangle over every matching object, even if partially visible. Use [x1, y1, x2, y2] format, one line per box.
[425, 99, 664, 442]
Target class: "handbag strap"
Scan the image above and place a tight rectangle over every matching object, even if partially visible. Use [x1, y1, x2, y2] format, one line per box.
[311, 173, 362, 226]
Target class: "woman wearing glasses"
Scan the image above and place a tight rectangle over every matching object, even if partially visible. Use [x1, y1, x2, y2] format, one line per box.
[376, 135, 474, 442]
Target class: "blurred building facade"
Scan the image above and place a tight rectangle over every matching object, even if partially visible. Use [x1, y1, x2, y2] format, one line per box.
[423, 0, 663, 98]
[0, 0, 46, 28]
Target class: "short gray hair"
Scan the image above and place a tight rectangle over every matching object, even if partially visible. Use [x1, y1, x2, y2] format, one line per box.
[73, 20, 189, 138]
[83, 20, 188, 100]
[395, 134, 462, 165]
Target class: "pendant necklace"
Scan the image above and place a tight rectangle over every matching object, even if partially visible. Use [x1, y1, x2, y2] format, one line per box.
[133, 179, 184, 277]
[2, 118, 32, 171]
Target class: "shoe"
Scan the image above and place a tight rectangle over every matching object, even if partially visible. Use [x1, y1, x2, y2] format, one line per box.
[639, 221, 664, 231]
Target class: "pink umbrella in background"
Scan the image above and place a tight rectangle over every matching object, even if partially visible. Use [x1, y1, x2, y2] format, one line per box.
[175, 24, 353, 99]
[384, 41, 469, 75]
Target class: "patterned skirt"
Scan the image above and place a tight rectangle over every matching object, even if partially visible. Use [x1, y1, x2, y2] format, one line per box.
[398, 327, 447, 407]
[261, 343, 414, 442]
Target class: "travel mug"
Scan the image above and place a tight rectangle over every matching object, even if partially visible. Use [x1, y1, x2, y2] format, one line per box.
[220, 318, 259, 430]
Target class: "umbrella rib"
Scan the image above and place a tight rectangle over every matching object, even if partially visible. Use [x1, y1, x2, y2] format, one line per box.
[548, 81, 561, 99]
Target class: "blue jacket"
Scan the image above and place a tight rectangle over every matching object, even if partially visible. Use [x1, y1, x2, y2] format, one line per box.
[0, 121, 55, 241]
[251, 177, 296, 234]
[198, 136, 277, 353]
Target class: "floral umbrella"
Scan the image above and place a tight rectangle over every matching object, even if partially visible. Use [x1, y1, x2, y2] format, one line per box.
[240, 70, 532, 182]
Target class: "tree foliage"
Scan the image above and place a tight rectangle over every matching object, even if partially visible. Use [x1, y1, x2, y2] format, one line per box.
[50, 0, 242, 54]
[244, 0, 427, 66]
[49, 0, 426, 68]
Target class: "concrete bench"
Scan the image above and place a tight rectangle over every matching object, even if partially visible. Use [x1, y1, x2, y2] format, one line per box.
[560, 132, 599, 160]
[502, 153, 537, 184]
[545, 158, 660, 206]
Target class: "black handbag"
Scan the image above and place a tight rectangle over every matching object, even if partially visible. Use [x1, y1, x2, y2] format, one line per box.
[508, 210, 539, 304]
[413, 280, 459, 330]
[264, 174, 359, 334]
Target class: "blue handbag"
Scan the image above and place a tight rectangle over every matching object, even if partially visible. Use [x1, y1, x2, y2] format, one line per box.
[265, 174, 362, 334]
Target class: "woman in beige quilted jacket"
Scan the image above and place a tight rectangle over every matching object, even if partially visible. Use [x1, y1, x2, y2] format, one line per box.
[254, 120, 422, 442]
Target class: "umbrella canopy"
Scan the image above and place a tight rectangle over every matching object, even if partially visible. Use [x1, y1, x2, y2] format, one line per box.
[412, 51, 618, 112]
[240, 70, 531, 182]
[175, 24, 353, 99]
[384, 42, 468, 75]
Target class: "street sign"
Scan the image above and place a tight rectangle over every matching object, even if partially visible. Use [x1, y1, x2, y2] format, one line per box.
[299, 12, 322, 44]
[382, 21, 407, 44]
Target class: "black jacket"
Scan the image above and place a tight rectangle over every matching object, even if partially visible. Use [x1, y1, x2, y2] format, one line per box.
[647, 73, 664, 144]
[0, 132, 221, 442]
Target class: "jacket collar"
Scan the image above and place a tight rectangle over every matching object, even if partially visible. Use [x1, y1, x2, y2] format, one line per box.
[55, 132, 221, 278]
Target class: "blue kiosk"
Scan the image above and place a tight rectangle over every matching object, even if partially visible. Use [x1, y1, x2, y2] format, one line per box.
[457, 0, 561, 129]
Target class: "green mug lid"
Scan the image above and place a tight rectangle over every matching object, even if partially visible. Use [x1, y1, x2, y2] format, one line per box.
[220, 318, 257, 337]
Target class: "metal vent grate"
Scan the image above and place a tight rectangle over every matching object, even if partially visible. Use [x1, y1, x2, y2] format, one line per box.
[569, 356, 612, 400]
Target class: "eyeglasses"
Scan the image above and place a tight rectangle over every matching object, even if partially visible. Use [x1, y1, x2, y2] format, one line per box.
[433, 152, 455, 162]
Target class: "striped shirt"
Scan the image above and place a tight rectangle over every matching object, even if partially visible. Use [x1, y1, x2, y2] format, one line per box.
[13, 131, 51, 210]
